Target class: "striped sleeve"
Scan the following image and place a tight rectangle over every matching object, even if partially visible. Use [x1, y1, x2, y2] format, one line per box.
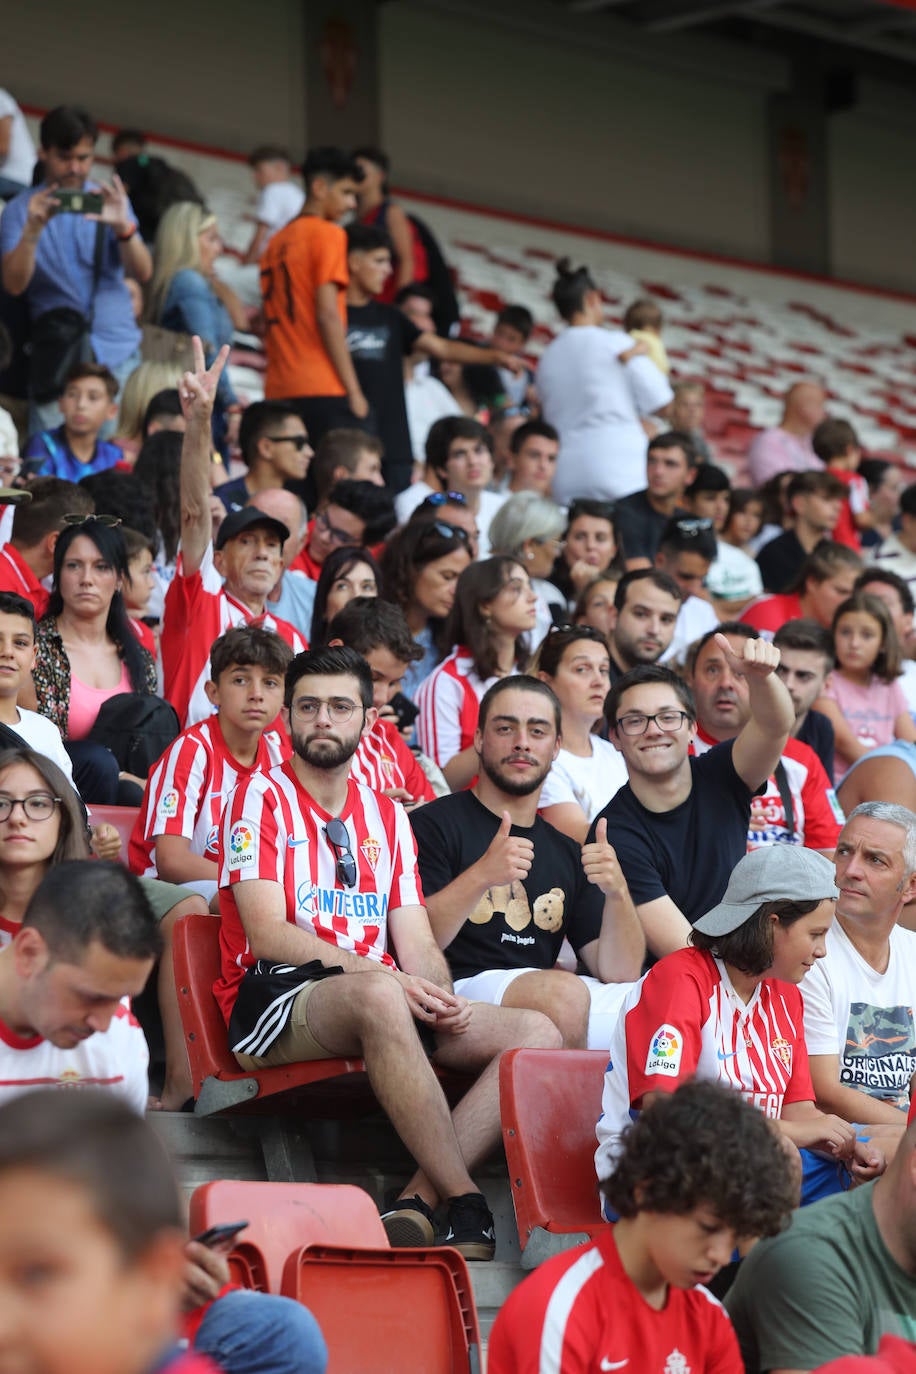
[416, 662, 466, 766]
[390, 799, 425, 911]
[219, 776, 284, 887]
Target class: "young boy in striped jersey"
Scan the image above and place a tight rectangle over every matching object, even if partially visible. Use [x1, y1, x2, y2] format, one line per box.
[129, 626, 293, 899]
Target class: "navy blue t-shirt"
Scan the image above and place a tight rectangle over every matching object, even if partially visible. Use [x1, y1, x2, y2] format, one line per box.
[590, 741, 754, 925]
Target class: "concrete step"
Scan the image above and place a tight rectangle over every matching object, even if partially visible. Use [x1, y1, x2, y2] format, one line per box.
[148, 1109, 535, 1337]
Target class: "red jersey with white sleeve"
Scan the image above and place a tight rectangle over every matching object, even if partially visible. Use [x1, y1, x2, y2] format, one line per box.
[160, 543, 306, 728]
[693, 727, 843, 851]
[0, 1003, 149, 1115]
[0, 544, 49, 619]
[487, 1223, 741, 1374]
[128, 716, 289, 877]
[415, 646, 496, 767]
[738, 592, 803, 640]
[830, 468, 869, 552]
[351, 716, 435, 803]
[595, 947, 814, 1179]
[215, 763, 425, 1023]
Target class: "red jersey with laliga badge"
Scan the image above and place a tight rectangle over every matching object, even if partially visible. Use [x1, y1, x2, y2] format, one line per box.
[129, 716, 289, 877]
[596, 947, 814, 1179]
[214, 764, 425, 1023]
[487, 1223, 742, 1374]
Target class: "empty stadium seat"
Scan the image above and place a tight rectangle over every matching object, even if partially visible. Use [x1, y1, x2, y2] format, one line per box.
[189, 1179, 388, 1294]
[281, 1244, 481, 1374]
[499, 1047, 608, 1256]
[172, 912, 365, 1118]
[88, 804, 140, 862]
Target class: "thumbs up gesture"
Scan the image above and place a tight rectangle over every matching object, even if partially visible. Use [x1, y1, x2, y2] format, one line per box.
[478, 810, 535, 889]
[581, 817, 627, 898]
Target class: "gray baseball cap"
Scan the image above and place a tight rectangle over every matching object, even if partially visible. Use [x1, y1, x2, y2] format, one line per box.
[692, 846, 838, 937]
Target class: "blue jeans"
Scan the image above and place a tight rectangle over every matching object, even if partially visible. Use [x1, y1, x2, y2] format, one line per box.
[195, 1289, 327, 1374]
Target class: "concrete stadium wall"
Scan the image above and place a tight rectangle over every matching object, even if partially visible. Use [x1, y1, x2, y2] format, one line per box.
[6, 0, 916, 293]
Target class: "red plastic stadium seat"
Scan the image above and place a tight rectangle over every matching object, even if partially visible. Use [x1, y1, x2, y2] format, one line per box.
[189, 1180, 388, 1294]
[500, 1048, 608, 1252]
[172, 912, 364, 1117]
[88, 804, 140, 862]
[281, 1243, 482, 1374]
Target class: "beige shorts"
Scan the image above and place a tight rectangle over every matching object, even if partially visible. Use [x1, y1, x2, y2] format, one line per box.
[233, 980, 336, 1069]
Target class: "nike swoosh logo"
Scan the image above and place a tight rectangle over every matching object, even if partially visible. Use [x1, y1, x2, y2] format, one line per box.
[287, 836, 309, 847]
[717, 1048, 739, 1061]
[601, 1361, 629, 1370]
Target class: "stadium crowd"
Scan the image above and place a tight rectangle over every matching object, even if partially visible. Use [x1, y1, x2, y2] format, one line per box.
[0, 96, 914, 1373]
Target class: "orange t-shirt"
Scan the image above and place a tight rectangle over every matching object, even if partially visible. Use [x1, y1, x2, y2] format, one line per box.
[261, 215, 348, 399]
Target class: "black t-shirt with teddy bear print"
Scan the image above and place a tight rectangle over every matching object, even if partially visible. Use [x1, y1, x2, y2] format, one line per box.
[409, 789, 603, 981]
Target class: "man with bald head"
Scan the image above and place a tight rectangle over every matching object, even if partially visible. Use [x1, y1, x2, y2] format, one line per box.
[801, 801, 916, 1154]
[747, 381, 827, 486]
[250, 486, 315, 638]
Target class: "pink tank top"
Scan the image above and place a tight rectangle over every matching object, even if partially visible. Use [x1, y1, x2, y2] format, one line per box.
[66, 661, 131, 740]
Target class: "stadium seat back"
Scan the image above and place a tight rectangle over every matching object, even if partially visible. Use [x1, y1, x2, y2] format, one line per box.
[499, 1048, 607, 1249]
[189, 1180, 388, 1294]
[281, 1244, 481, 1373]
[89, 804, 140, 862]
[172, 912, 364, 1114]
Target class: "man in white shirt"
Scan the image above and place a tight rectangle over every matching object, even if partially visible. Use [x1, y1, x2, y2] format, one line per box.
[0, 860, 158, 1113]
[802, 800, 916, 1156]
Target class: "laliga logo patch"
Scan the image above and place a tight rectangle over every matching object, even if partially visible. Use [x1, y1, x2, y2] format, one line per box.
[160, 789, 179, 819]
[227, 821, 255, 869]
[360, 836, 381, 872]
[645, 1024, 682, 1076]
[770, 1036, 793, 1073]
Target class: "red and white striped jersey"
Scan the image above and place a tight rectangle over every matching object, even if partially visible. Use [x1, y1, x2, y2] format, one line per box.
[596, 947, 814, 1179]
[128, 717, 289, 877]
[160, 543, 306, 727]
[693, 728, 843, 851]
[351, 717, 435, 803]
[214, 763, 425, 1024]
[415, 646, 496, 767]
[0, 1003, 149, 1115]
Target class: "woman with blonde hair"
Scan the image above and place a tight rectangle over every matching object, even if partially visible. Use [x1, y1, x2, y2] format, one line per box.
[146, 201, 247, 448]
[112, 359, 183, 461]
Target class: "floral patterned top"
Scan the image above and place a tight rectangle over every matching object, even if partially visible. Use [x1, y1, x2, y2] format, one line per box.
[33, 616, 157, 738]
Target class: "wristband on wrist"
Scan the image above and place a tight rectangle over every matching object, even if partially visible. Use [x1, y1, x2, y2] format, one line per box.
[117, 224, 138, 242]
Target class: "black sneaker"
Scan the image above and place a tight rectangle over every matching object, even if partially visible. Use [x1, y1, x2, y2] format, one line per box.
[443, 1192, 496, 1261]
[380, 1193, 436, 1247]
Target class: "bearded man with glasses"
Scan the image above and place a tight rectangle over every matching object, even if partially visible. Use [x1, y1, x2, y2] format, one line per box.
[215, 644, 561, 1262]
[591, 636, 794, 962]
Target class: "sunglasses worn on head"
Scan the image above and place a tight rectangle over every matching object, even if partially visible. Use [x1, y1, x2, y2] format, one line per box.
[324, 817, 358, 889]
[62, 513, 122, 528]
[673, 518, 713, 537]
[419, 520, 471, 546]
[423, 491, 468, 508]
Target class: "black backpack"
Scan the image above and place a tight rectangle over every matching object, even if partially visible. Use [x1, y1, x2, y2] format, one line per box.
[87, 694, 180, 779]
[409, 212, 460, 337]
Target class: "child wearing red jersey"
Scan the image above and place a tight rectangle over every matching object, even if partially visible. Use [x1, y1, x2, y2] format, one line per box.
[596, 846, 885, 1203]
[489, 1080, 796, 1374]
[130, 626, 292, 1111]
[130, 626, 292, 894]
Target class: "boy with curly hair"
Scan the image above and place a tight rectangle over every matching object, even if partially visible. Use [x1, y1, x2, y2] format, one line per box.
[488, 1080, 796, 1374]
